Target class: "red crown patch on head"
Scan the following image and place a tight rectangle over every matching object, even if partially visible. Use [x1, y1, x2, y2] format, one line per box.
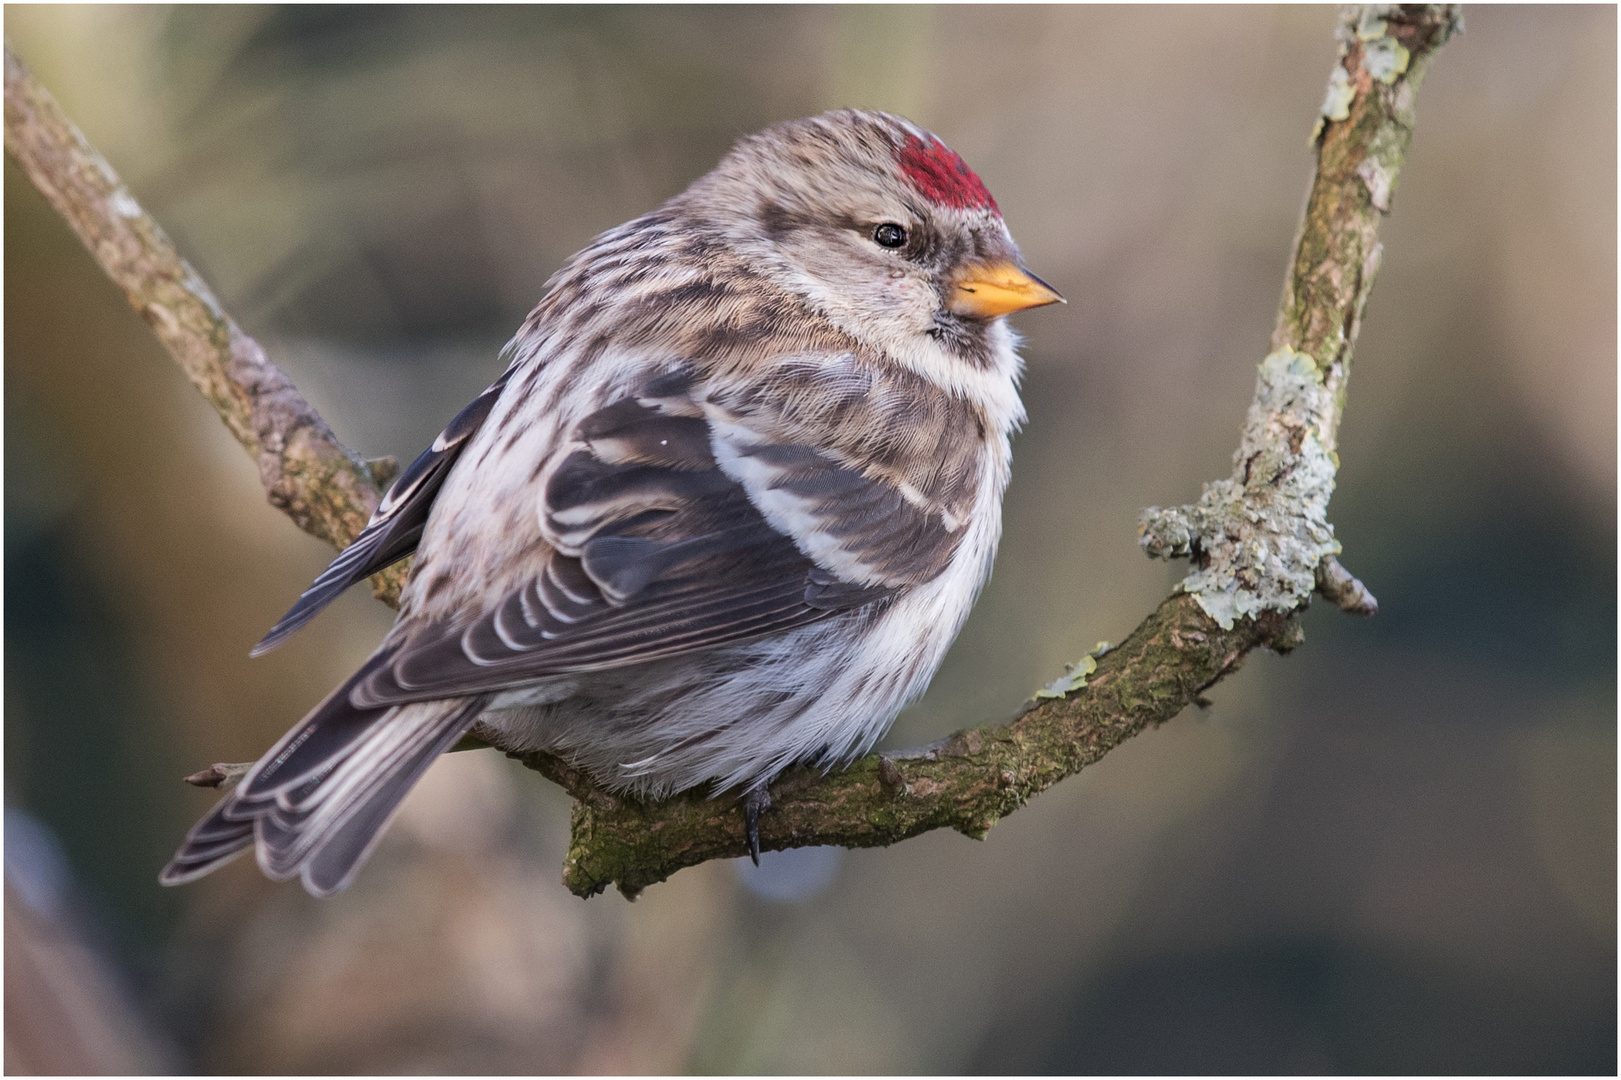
[897, 133, 999, 214]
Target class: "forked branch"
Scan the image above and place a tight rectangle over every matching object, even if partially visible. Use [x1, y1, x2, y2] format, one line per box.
[3, 5, 1459, 898]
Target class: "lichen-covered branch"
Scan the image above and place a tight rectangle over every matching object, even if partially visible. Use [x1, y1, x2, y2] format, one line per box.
[4, 6, 1458, 901]
[1138, 4, 1458, 628]
[2, 43, 407, 606]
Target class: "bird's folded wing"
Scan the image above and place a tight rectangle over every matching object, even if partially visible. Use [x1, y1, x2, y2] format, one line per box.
[346, 368, 970, 706]
[251, 366, 517, 655]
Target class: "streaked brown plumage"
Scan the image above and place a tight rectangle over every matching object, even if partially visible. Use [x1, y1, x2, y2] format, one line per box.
[162, 109, 1061, 896]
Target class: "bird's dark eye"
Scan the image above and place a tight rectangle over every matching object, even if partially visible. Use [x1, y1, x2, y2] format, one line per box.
[873, 223, 908, 249]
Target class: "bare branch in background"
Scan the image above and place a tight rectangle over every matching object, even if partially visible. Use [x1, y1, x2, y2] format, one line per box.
[2, 4, 1459, 899]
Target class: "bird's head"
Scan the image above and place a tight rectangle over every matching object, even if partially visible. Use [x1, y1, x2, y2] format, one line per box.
[680, 109, 1063, 370]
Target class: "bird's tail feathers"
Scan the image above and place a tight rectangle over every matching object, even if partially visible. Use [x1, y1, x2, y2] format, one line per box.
[232, 645, 402, 802]
[257, 699, 480, 895]
[161, 661, 483, 896]
[158, 799, 257, 885]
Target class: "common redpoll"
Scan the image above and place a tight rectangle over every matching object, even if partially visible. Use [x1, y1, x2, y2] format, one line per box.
[162, 109, 1062, 897]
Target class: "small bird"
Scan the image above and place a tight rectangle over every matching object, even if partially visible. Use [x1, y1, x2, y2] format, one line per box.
[161, 109, 1062, 896]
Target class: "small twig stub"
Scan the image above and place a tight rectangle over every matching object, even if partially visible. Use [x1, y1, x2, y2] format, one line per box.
[183, 762, 253, 791]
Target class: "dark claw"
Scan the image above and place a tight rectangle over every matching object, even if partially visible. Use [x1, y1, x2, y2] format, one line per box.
[742, 786, 772, 865]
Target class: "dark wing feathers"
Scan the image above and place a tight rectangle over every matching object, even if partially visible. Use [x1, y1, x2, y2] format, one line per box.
[578, 396, 716, 469]
[341, 376, 974, 708]
[733, 438, 960, 584]
[250, 366, 517, 656]
[251, 368, 964, 710]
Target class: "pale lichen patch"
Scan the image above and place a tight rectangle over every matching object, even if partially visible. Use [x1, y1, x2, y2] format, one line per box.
[1357, 158, 1394, 212]
[1348, 5, 1412, 85]
[1361, 35, 1411, 83]
[1355, 10, 1391, 41]
[1034, 654, 1097, 701]
[1030, 641, 1113, 701]
[1139, 349, 1341, 629]
[108, 188, 141, 219]
[1319, 66, 1355, 123]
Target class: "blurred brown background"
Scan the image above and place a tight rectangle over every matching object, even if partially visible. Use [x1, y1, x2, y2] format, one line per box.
[4, 5, 1614, 1074]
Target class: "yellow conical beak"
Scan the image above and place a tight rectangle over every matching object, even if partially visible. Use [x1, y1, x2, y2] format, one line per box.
[949, 261, 1066, 319]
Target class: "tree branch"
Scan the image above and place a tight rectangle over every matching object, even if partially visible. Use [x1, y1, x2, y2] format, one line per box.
[3, 4, 1459, 900]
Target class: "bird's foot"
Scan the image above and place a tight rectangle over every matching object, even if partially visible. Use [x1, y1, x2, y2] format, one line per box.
[742, 786, 772, 866]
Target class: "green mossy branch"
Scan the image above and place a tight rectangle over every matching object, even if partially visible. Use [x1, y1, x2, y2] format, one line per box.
[3, 5, 1458, 901]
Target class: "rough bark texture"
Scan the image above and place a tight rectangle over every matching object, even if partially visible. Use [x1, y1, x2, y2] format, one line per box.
[3, 5, 1458, 901]
[1276, 6, 1460, 371]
